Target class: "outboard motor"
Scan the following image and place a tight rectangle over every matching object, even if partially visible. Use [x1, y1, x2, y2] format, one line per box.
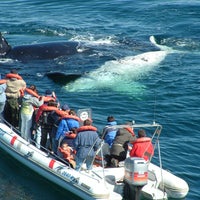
[123, 157, 148, 200]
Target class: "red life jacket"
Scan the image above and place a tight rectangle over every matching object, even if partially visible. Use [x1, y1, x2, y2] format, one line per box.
[130, 137, 154, 161]
[35, 104, 58, 122]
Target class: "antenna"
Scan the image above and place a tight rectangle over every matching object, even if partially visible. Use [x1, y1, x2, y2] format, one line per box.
[153, 93, 157, 124]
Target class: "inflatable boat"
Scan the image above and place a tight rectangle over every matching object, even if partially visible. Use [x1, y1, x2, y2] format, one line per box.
[0, 117, 189, 200]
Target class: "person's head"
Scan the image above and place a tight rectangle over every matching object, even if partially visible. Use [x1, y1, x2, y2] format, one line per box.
[107, 116, 115, 122]
[61, 142, 69, 150]
[29, 85, 38, 93]
[10, 69, 18, 74]
[138, 129, 146, 138]
[83, 119, 92, 126]
[45, 89, 52, 96]
[69, 109, 76, 116]
[47, 100, 58, 107]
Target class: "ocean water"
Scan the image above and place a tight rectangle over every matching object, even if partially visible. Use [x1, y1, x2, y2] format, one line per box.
[0, 0, 199, 199]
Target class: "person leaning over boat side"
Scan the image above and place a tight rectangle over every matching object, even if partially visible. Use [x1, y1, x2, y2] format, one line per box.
[31, 89, 58, 148]
[36, 100, 59, 151]
[20, 85, 44, 141]
[129, 129, 154, 161]
[73, 119, 101, 171]
[108, 126, 136, 167]
[56, 108, 80, 149]
[4, 69, 26, 128]
[102, 116, 118, 148]
[48, 104, 70, 154]
[0, 74, 7, 118]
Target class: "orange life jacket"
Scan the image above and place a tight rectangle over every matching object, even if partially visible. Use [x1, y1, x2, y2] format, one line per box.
[58, 147, 74, 162]
[0, 79, 7, 84]
[61, 115, 81, 122]
[5, 73, 23, 80]
[125, 127, 135, 136]
[55, 109, 69, 118]
[77, 125, 97, 133]
[25, 88, 39, 98]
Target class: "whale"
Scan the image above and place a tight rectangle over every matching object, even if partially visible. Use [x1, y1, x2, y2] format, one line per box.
[0, 33, 88, 60]
[64, 36, 171, 94]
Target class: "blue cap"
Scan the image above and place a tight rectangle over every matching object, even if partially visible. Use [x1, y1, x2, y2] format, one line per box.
[45, 89, 52, 96]
[61, 104, 70, 111]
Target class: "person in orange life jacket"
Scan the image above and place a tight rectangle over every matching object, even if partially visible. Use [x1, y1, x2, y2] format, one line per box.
[4, 69, 26, 128]
[57, 141, 76, 168]
[56, 108, 80, 149]
[20, 85, 44, 141]
[102, 116, 118, 148]
[108, 126, 136, 167]
[73, 119, 101, 171]
[0, 74, 7, 117]
[130, 129, 154, 161]
[33, 88, 58, 149]
[36, 100, 59, 151]
[48, 104, 70, 154]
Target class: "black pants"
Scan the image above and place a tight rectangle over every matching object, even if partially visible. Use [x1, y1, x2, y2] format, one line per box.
[40, 127, 52, 151]
[4, 98, 19, 128]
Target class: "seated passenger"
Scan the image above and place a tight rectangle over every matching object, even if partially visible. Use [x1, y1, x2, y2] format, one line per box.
[130, 129, 154, 161]
[58, 141, 76, 168]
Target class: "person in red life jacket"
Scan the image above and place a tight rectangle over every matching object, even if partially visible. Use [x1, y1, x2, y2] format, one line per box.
[73, 119, 101, 171]
[20, 85, 44, 142]
[57, 141, 76, 168]
[108, 126, 136, 167]
[48, 104, 70, 154]
[0, 74, 7, 117]
[4, 69, 26, 128]
[130, 129, 154, 161]
[32, 89, 58, 149]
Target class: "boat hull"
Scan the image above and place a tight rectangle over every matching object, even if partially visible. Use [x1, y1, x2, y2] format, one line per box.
[0, 123, 109, 200]
[0, 122, 189, 200]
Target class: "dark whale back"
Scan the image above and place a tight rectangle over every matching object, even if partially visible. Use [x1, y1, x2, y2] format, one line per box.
[0, 34, 81, 60]
[7, 41, 80, 60]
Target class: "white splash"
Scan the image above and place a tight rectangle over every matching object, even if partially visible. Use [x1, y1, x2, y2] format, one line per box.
[65, 36, 171, 94]
[0, 58, 15, 63]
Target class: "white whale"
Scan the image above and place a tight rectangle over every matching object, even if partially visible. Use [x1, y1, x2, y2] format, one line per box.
[65, 36, 170, 94]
